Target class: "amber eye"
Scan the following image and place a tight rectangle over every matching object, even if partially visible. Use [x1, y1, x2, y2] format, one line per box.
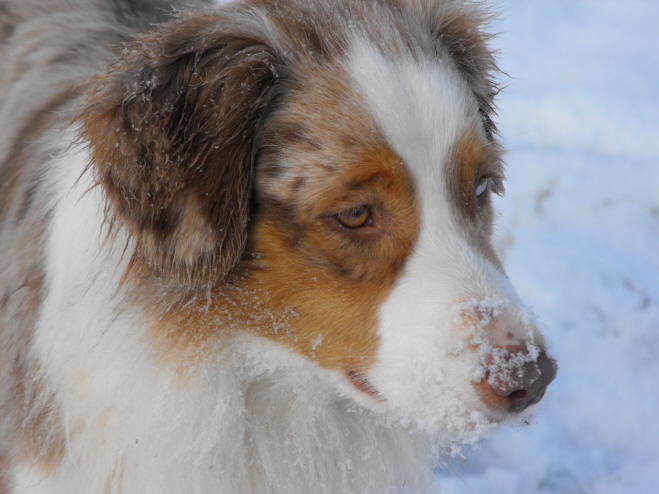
[336, 205, 371, 228]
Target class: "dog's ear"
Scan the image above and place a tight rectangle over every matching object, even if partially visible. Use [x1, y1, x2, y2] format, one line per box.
[80, 13, 281, 285]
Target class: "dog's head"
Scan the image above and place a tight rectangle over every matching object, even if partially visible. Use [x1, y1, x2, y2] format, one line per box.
[80, 0, 556, 443]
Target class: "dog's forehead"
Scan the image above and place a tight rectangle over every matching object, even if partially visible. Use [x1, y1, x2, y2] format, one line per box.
[258, 37, 485, 217]
[345, 38, 485, 205]
[256, 59, 389, 202]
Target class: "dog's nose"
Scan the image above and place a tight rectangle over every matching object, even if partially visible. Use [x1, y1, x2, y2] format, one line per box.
[481, 346, 557, 413]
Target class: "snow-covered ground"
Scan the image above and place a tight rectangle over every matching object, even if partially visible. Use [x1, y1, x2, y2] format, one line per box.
[435, 1, 659, 493]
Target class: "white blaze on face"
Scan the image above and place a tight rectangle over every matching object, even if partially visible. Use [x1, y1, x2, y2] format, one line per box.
[346, 41, 541, 443]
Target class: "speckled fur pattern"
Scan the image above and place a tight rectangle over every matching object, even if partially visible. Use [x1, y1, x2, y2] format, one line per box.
[0, 1, 555, 493]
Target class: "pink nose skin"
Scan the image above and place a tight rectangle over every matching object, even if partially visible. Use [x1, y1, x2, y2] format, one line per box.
[478, 345, 558, 414]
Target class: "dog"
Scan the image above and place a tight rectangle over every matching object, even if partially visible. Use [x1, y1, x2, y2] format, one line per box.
[0, 0, 557, 492]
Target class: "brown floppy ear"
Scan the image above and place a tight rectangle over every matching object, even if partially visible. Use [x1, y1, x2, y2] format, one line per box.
[80, 12, 281, 285]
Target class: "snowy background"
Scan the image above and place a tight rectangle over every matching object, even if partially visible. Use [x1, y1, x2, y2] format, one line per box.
[212, 0, 659, 492]
[435, 1, 659, 493]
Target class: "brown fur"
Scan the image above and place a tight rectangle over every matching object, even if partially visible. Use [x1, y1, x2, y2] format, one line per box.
[80, 12, 282, 286]
[105, 33, 424, 374]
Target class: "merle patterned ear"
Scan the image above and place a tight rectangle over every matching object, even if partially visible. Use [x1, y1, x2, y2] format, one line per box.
[80, 13, 281, 285]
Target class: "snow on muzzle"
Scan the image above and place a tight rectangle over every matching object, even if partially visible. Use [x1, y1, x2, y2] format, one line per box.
[462, 298, 558, 414]
[369, 240, 557, 439]
[477, 344, 557, 413]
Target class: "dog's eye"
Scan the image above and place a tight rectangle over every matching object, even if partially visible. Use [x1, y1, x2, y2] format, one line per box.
[476, 177, 489, 198]
[336, 206, 371, 228]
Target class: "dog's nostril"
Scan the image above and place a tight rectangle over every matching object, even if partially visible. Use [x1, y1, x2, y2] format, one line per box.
[506, 389, 528, 403]
[489, 373, 532, 411]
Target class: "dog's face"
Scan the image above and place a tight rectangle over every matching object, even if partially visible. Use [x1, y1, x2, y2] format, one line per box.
[81, 0, 555, 443]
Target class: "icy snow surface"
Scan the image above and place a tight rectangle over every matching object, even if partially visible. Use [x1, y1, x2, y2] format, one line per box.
[213, 0, 659, 492]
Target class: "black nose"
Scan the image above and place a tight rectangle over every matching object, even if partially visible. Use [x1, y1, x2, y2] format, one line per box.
[487, 349, 558, 413]
[475, 343, 558, 414]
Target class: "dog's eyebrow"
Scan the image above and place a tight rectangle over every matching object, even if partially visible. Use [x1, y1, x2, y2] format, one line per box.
[343, 172, 386, 191]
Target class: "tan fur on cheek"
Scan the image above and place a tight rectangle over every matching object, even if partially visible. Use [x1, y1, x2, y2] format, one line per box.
[151, 149, 419, 379]
[144, 264, 383, 377]
[246, 221, 384, 373]
[248, 145, 419, 373]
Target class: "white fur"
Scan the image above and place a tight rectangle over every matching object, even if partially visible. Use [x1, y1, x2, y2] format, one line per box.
[346, 39, 544, 445]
